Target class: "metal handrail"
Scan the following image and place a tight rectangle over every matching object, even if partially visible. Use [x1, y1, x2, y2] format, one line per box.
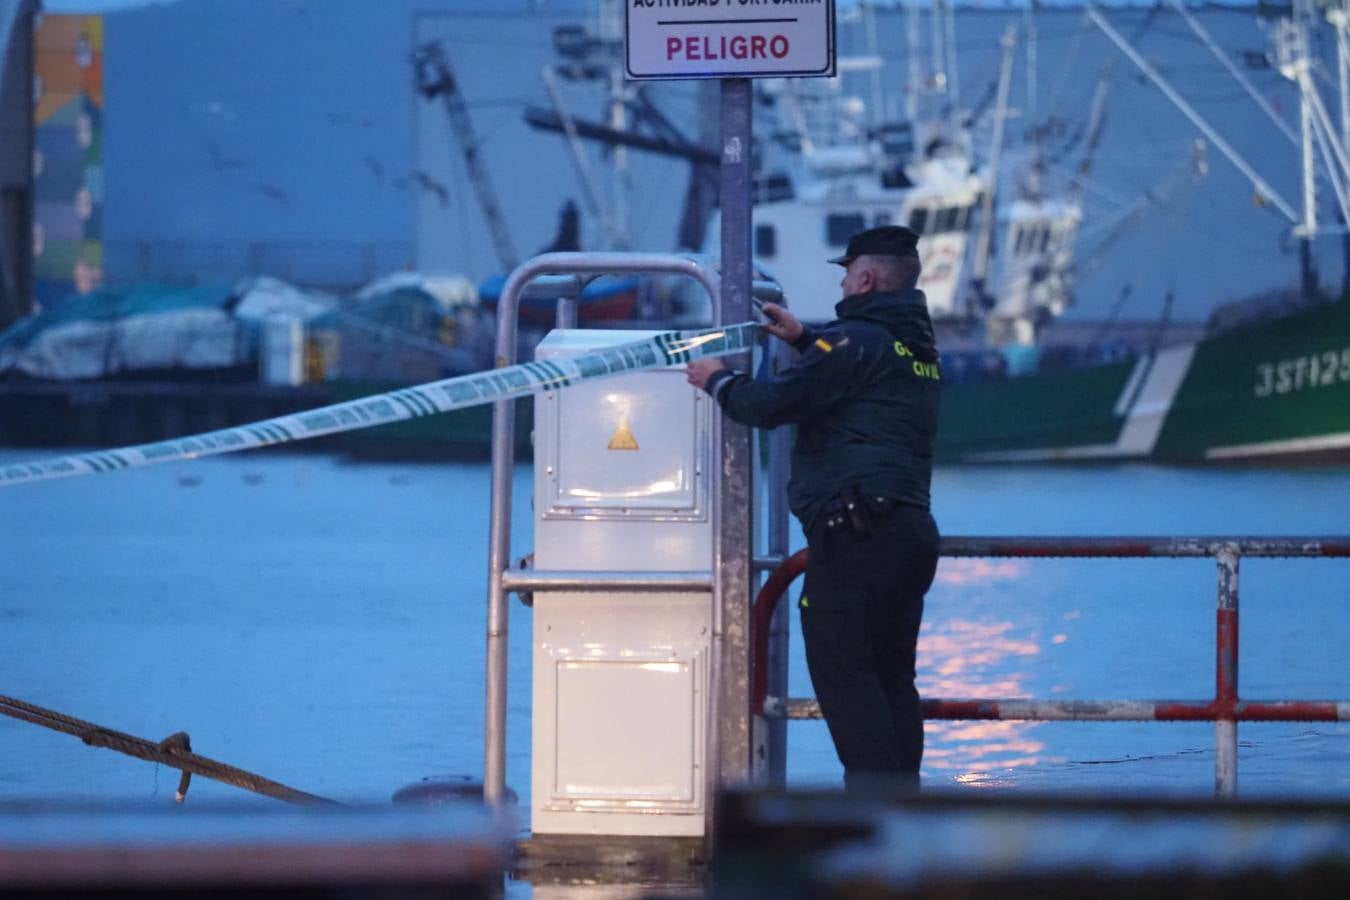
[751, 535, 1350, 797]
[940, 536, 1350, 558]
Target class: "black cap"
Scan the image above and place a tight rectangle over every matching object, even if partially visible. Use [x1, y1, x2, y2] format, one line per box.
[827, 225, 920, 266]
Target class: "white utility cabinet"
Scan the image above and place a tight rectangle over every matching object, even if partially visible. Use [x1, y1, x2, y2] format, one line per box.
[531, 329, 714, 837]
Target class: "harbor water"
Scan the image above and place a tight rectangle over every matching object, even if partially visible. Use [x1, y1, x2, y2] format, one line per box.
[2, 448, 1349, 809]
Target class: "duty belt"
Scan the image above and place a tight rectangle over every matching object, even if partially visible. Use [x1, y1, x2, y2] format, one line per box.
[821, 487, 898, 537]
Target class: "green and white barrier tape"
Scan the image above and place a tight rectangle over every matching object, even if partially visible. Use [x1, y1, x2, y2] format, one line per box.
[0, 322, 758, 489]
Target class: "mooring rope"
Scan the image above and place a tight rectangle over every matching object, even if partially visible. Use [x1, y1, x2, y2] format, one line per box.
[0, 321, 759, 488]
[0, 694, 337, 805]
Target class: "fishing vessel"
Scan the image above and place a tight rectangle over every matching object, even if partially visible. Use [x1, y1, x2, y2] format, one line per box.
[943, 1, 1350, 463]
[731, 1, 1350, 464]
[5, 2, 1350, 465]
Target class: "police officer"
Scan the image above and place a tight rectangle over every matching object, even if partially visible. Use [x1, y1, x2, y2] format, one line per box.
[685, 225, 941, 790]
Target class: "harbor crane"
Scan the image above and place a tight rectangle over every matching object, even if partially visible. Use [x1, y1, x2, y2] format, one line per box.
[413, 41, 520, 272]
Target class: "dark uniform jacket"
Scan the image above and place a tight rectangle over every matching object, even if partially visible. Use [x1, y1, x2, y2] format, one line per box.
[703, 288, 941, 529]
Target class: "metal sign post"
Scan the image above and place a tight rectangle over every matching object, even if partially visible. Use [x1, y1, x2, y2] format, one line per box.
[618, 0, 836, 827]
[714, 76, 755, 797]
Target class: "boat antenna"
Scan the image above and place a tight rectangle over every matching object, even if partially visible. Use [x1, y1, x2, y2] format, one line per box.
[969, 25, 1018, 311]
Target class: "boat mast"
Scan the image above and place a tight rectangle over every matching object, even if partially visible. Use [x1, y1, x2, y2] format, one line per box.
[1024, 3, 1038, 119]
[862, 1, 885, 126]
[1275, 0, 1350, 296]
[1333, 0, 1350, 287]
[1106, 0, 1350, 301]
[929, 0, 951, 122]
[1337, 0, 1350, 153]
[970, 25, 1018, 307]
[1275, 4, 1321, 243]
[904, 3, 921, 129]
[941, 0, 961, 136]
[1022, 3, 1044, 201]
[1298, 12, 1319, 285]
[601, 0, 630, 248]
[1070, 64, 1112, 204]
[1303, 0, 1350, 296]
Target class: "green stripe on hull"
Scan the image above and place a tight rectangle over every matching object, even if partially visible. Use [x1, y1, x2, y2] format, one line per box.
[935, 358, 1136, 459]
[1154, 300, 1350, 460]
[328, 380, 533, 459]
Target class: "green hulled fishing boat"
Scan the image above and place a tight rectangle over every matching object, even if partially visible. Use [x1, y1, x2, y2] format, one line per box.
[938, 297, 1350, 463]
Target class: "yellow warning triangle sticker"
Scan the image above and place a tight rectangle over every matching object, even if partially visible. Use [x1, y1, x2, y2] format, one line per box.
[608, 421, 639, 451]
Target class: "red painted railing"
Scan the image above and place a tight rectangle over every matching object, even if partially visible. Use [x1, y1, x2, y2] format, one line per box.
[750, 537, 1350, 795]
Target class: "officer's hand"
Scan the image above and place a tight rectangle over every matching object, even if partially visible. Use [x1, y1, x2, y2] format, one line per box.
[759, 302, 803, 344]
[685, 358, 724, 389]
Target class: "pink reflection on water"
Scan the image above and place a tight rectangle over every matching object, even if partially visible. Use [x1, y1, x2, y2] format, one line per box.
[953, 771, 1020, 787]
[917, 616, 1062, 780]
[934, 558, 1030, 585]
[920, 620, 1040, 683]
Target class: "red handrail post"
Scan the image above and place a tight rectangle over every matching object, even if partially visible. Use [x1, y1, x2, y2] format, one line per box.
[1214, 544, 1240, 797]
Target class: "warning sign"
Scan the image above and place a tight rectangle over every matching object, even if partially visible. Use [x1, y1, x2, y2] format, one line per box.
[625, 0, 836, 81]
[608, 420, 640, 451]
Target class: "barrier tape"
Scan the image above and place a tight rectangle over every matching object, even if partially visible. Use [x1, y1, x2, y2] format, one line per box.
[0, 322, 759, 489]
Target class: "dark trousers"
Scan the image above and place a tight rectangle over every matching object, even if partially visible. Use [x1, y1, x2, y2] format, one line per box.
[800, 502, 939, 790]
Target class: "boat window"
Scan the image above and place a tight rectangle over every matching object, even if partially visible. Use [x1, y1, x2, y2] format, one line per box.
[877, 122, 914, 158]
[826, 213, 867, 246]
[953, 206, 970, 231]
[755, 224, 777, 258]
[1038, 227, 1051, 253]
[753, 172, 794, 203]
[908, 208, 929, 235]
[936, 207, 960, 233]
[881, 166, 913, 189]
